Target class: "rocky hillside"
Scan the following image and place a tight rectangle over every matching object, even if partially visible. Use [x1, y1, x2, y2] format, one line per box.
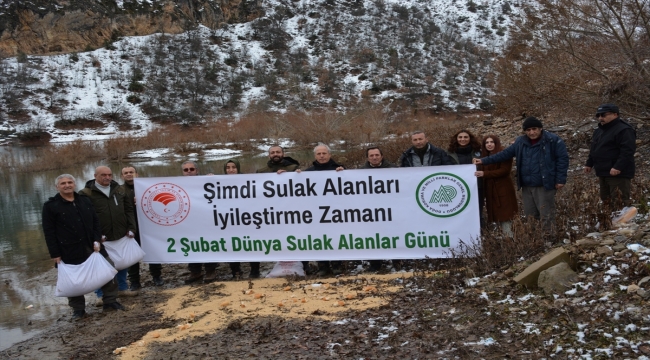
[0, 0, 528, 144]
[0, 0, 263, 56]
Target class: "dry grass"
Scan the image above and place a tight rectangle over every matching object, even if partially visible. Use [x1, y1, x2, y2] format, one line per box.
[434, 173, 650, 278]
[0, 140, 104, 173]
[2, 105, 484, 172]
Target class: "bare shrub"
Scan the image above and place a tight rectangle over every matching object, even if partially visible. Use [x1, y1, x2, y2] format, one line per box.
[21, 140, 103, 172]
[105, 136, 141, 161]
[447, 218, 546, 278]
[494, 0, 650, 120]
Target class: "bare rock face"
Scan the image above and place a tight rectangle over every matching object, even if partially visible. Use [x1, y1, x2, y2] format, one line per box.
[538, 262, 578, 296]
[0, 0, 263, 56]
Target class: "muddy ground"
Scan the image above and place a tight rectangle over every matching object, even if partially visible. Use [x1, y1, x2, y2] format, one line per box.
[6, 222, 650, 360]
[3, 262, 426, 359]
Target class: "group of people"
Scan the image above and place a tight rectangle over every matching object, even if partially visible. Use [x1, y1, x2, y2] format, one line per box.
[43, 165, 147, 320]
[42, 103, 635, 320]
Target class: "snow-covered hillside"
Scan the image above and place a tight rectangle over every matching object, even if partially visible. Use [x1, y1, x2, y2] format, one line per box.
[0, 0, 531, 144]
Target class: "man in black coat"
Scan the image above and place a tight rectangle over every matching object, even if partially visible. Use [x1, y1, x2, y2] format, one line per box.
[584, 103, 636, 208]
[42, 174, 123, 321]
[399, 131, 455, 167]
[299, 143, 344, 276]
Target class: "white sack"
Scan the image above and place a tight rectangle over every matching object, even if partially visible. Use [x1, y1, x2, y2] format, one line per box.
[102, 236, 145, 270]
[55, 252, 118, 297]
[265, 261, 305, 278]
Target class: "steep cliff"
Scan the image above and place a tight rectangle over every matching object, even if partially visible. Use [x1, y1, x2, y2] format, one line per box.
[0, 0, 263, 56]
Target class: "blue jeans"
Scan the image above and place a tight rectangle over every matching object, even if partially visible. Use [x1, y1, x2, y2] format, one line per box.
[96, 268, 128, 297]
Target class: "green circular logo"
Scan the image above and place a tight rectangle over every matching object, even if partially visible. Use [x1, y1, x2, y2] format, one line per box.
[415, 172, 471, 218]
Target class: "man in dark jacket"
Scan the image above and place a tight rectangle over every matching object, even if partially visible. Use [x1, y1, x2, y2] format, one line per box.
[42, 174, 123, 320]
[584, 104, 636, 208]
[360, 147, 397, 272]
[81, 166, 138, 305]
[256, 145, 300, 174]
[300, 143, 344, 275]
[398, 131, 455, 167]
[475, 117, 569, 238]
[361, 147, 397, 169]
[120, 166, 164, 290]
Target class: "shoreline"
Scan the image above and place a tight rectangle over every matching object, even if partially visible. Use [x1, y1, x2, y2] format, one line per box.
[2, 261, 411, 357]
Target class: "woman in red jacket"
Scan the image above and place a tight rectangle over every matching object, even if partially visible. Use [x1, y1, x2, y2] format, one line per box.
[475, 135, 518, 236]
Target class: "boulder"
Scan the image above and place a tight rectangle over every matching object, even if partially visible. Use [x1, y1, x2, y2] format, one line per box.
[576, 238, 600, 249]
[596, 246, 614, 257]
[538, 262, 578, 295]
[514, 248, 575, 289]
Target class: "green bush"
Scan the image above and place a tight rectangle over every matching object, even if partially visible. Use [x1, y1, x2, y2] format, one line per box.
[126, 94, 142, 104]
[128, 81, 144, 92]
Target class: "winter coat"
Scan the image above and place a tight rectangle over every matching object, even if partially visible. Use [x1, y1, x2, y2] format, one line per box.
[480, 158, 518, 222]
[585, 118, 636, 178]
[399, 143, 455, 167]
[119, 182, 139, 240]
[256, 157, 300, 173]
[447, 147, 481, 165]
[481, 131, 568, 190]
[80, 179, 136, 241]
[448, 147, 483, 189]
[305, 158, 344, 171]
[360, 160, 397, 169]
[42, 192, 107, 265]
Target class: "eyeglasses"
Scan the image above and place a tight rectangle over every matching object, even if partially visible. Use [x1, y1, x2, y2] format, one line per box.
[595, 113, 610, 118]
[524, 127, 540, 132]
[182, 167, 196, 172]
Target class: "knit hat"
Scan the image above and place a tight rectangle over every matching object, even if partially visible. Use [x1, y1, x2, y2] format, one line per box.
[522, 117, 543, 130]
[596, 103, 619, 115]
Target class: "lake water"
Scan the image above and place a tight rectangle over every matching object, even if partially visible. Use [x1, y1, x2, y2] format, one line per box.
[0, 148, 312, 350]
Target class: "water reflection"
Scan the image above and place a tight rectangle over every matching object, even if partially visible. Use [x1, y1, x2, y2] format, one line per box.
[0, 149, 313, 350]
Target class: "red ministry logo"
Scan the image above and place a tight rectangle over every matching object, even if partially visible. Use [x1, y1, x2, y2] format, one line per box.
[141, 183, 190, 226]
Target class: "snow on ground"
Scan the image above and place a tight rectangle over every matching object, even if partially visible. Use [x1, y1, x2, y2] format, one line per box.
[1, 0, 531, 145]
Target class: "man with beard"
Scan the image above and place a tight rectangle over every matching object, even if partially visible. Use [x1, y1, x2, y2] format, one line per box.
[256, 145, 300, 174]
[248, 146, 301, 277]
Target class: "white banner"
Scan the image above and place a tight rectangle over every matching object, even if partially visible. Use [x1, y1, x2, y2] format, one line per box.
[134, 165, 480, 263]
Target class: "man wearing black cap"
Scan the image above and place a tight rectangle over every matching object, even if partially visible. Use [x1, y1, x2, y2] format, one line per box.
[474, 117, 569, 239]
[584, 104, 636, 209]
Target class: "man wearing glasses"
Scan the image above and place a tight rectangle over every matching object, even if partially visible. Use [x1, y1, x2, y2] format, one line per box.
[181, 161, 219, 284]
[474, 117, 569, 240]
[584, 104, 636, 209]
